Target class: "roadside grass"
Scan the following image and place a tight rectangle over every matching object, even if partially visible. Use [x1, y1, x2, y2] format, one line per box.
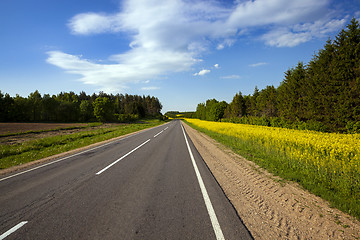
[0, 120, 164, 169]
[183, 119, 360, 220]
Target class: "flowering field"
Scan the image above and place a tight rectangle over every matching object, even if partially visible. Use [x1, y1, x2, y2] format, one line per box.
[184, 118, 360, 218]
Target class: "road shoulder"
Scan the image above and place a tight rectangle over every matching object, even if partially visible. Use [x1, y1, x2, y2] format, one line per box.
[182, 121, 360, 240]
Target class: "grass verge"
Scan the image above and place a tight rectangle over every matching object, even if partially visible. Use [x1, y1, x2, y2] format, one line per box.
[0, 120, 164, 169]
[183, 119, 360, 220]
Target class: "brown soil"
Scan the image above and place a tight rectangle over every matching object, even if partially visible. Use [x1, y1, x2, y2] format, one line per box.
[0, 123, 88, 135]
[183, 122, 360, 240]
[0, 123, 126, 145]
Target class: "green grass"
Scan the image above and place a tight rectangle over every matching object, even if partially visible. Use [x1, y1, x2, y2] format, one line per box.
[0, 120, 164, 169]
[183, 120, 360, 220]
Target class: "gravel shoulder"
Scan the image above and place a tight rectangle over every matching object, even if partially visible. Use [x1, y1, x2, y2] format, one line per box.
[183, 122, 360, 240]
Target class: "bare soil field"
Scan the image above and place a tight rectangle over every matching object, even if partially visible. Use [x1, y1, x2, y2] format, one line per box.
[0, 123, 88, 135]
[183, 122, 360, 240]
[0, 123, 125, 145]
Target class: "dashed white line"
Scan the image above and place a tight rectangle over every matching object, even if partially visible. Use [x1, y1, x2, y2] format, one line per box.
[0, 221, 28, 240]
[96, 139, 151, 175]
[0, 123, 170, 182]
[181, 124, 225, 240]
[154, 130, 163, 138]
[153, 126, 170, 138]
[0, 130, 146, 182]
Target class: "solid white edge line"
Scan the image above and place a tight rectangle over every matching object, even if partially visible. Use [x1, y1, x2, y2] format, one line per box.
[96, 139, 151, 175]
[0, 123, 170, 182]
[0, 221, 28, 240]
[180, 123, 225, 240]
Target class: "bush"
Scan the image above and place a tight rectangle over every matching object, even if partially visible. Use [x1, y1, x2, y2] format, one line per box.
[116, 113, 139, 123]
[346, 121, 360, 133]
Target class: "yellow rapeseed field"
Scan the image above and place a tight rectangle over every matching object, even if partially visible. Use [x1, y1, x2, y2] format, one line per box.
[185, 118, 360, 215]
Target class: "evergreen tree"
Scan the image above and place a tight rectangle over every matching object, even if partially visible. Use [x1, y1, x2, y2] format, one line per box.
[277, 62, 307, 121]
[224, 92, 246, 119]
[28, 90, 42, 121]
[257, 86, 277, 117]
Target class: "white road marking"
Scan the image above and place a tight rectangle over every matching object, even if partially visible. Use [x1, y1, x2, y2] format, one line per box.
[0, 123, 169, 182]
[164, 127, 168, 130]
[154, 130, 163, 138]
[181, 124, 225, 240]
[0, 132, 138, 182]
[96, 139, 151, 175]
[0, 221, 28, 240]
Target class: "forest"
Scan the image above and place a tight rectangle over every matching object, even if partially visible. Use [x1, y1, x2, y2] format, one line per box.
[193, 18, 360, 133]
[0, 91, 163, 123]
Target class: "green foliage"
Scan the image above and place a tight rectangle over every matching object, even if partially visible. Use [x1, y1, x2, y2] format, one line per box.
[116, 113, 139, 122]
[80, 100, 94, 121]
[0, 91, 163, 123]
[164, 111, 196, 119]
[195, 99, 228, 122]
[93, 97, 114, 122]
[224, 92, 246, 119]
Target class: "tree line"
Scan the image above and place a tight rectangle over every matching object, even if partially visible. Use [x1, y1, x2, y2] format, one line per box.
[0, 91, 163, 123]
[194, 18, 360, 133]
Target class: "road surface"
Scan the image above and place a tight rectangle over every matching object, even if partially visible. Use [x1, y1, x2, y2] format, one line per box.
[0, 120, 252, 239]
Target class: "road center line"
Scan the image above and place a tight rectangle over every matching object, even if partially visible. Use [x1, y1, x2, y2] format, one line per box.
[96, 139, 151, 175]
[181, 124, 225, 240]
[0, 129, 147, 182]
[0, 221, 28, 240]
[0, 124, 170, 182]
[154, 130, 163, 138]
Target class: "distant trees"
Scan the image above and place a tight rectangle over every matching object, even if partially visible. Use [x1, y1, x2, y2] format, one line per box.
[93, 97, 113, 122]
[195, 99, 228, 122]
[164, 111, 195, 119]
[0, 91, 163, 123]
[194, 18, 360, 133]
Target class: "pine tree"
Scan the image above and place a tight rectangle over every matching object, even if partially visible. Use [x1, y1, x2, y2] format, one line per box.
[277, 62, 307, 121]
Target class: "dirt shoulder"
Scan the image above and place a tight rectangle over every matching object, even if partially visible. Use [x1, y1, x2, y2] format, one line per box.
[182, 122, 360, 240]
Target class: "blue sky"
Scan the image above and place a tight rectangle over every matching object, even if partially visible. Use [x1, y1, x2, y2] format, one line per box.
[1, 0, 359, 113]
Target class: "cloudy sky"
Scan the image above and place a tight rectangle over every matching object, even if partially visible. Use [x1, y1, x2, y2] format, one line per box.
[1, 0, 359, 112]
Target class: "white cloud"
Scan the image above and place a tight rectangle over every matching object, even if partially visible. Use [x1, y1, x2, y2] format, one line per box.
[221, 75, 241, 79]
[47, 0, 347, 91]
[249, 62, 268, 67]
[193, 69, 211, 76]
[227, 0, 329, 27]
[68, 13, 122, 35]
[141, 86, 160, 90]
[262, 18, 347, 47]
[262, 29, 312, 47]
[47, 49, 195, 92]
[216, 38, 236, 50]
[214, 64, 219, 68]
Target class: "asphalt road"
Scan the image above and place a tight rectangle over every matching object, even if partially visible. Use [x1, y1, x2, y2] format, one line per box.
[0, 120, 253, 240]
